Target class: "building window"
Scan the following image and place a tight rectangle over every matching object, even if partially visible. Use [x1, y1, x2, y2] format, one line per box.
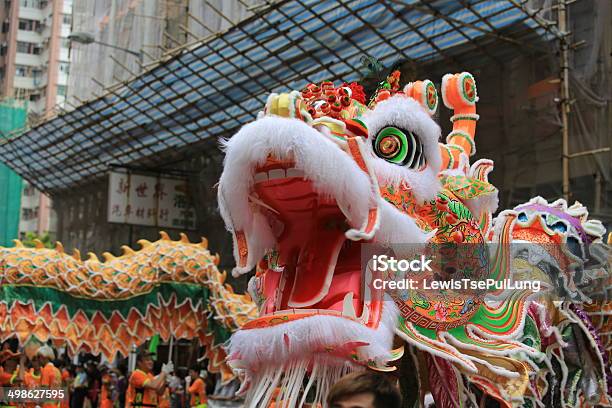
[15, 65, 28, 76]
[14, 88, 30, 99]
[56, 85, 66, 96]
[19, 0, 42, 8]
[16, 41, 42, 55]
[16, 42, 29, 53]
[21, 206, 40, 220]
[32, 68, 42, 79]
[18, 19, 38, 31]
[23, 185, 36, 196]
[59, 62, 69, 74]
[17, 41, 33, 53]
[62, 14, 71, 25]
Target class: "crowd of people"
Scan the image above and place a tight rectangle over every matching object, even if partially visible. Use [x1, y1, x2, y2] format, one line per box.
[0, 342, 217, 408]
[1, 341, 405, 408]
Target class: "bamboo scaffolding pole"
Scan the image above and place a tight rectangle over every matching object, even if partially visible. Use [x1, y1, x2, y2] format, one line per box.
[558, 0, 571, 201]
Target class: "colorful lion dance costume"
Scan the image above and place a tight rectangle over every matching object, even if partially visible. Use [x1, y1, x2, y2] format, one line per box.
[218, 72, 610, 407]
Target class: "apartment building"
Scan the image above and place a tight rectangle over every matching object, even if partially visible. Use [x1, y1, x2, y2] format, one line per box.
[0, 0, 71, 238]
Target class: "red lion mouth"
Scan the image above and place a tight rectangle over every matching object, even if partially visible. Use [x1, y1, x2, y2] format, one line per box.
[245, 155, 381, 327]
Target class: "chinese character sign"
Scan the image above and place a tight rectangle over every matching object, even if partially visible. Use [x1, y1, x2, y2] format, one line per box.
[107, 171, 196, 229]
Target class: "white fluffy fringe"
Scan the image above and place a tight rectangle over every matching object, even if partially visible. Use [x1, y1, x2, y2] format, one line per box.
[243, 355, 362, 408]
[218, 116, 373, 275]
[228, 302, 399, 370]
[219, 116, 371, 232]
[230, 303, 398, 407]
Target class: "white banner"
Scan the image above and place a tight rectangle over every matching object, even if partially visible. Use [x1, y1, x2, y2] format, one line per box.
[107, 171, 196, 229]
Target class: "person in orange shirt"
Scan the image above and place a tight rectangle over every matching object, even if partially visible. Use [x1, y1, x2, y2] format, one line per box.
[99, 366, 114, 408]
[187, 368, 207, 408]
[0, 350, 20, 385]
[0, 351, 20, 408]
[38, 346, 62, 408]
[157, 387, 170, 408]
[0, 363, 16, 386]
[17, 353, 42, 408]
[59, 366, 71, 408]
[126, 351, 173, 408]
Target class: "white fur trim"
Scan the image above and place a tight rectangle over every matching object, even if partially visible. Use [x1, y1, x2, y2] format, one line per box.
[441, 73, 454, 110]
[227, 302, 399, 370]
[218, 117, 373, 274]
[450, 113, 480, 122]
[240, 356, 360, 408]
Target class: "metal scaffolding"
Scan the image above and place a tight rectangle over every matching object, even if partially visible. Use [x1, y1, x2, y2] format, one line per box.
[0, 0, 560, 194]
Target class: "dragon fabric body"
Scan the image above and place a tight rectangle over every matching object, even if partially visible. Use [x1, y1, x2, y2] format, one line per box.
[0, 232, 257, 383]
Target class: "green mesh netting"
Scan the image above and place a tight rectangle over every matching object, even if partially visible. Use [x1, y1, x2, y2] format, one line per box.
[0, 99, 27, 247]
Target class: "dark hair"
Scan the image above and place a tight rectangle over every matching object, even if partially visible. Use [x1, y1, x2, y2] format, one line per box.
[136, 351, 154, 363]
[327, 371, 401, 408]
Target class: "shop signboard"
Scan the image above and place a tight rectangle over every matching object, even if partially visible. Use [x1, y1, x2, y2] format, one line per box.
[107, 170, 196, 230]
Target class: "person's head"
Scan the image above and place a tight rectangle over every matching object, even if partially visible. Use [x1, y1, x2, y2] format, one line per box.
[30, 355, 41, 370]
[37, 345, 55, 365]
[327, 371, 401, 408]
[136, 351, 155, 373]
[2, 355, 18, 372]
[188, 367, 200, 379]
[0, 349, 19, 367]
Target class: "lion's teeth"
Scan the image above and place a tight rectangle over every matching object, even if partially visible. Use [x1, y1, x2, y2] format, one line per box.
[286, 168, 305, 178]
[254, 172, 268, 183]
[342, 292, 357, 318]
[268, 169, 286, 180]
[358, 302, 370, 324]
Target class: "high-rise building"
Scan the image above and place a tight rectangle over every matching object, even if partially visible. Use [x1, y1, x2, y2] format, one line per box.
[0, 0, 72, 238]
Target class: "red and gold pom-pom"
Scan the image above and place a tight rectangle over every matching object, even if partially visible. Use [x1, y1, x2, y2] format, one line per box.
[342, 82, 366, 105]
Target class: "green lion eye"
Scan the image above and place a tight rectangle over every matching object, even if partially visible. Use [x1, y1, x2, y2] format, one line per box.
[373, 126, 425, 169]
